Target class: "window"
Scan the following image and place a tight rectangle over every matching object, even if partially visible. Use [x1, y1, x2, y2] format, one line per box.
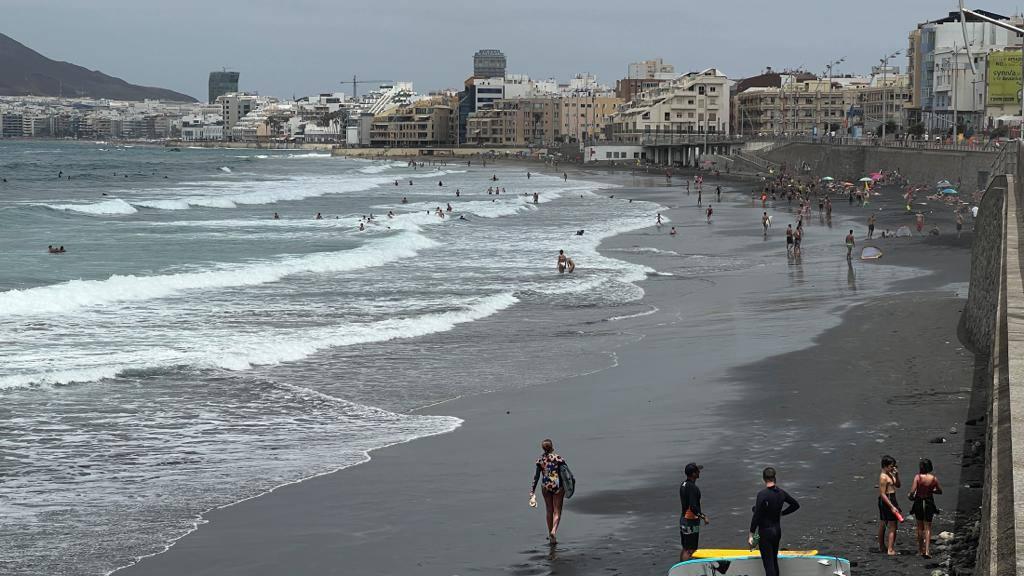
[606, 152, 612, 159]
[664, 112, 670, 121]
[709, 86, 716, 93]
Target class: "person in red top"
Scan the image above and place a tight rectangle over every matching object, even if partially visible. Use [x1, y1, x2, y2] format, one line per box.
[909, 458, 943, 558]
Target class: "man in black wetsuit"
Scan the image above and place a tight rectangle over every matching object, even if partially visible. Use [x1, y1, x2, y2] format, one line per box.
[748, 467, 799, 576]
[679, 463, 709, 562]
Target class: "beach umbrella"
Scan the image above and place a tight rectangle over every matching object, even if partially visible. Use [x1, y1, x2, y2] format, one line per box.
[870, 172, 884, 180]
[858, 177, 873, 182]
[941, 188, 959, 195]
[936, 179, 952, 188]
[821, 176, 834, 181]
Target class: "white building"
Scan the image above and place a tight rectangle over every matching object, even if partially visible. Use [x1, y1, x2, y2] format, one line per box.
[180, 114, 224, 141]
[910, 9, 1024, 132]
[216, 93, 259, 129]
[628, 59, 676, 80]
[610, 68, 732, 135]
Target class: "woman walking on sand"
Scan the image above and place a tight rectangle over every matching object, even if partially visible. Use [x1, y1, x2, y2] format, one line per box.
[530, 439, 567, 544]
[909, 458, 942, 558]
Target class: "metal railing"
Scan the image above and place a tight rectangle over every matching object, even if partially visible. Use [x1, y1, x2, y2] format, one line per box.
[742, 134, 1002, 153]
[611, 132, 745, 146]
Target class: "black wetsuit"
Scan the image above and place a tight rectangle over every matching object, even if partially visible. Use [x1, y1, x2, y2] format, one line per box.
[679, 480, 703, 550]
[750, 486, 799, 576]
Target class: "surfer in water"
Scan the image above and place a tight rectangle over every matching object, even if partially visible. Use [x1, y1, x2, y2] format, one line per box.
[557, 250, 567, 273]
[748, 467, 800, 576]
[529, 439, 567, 545]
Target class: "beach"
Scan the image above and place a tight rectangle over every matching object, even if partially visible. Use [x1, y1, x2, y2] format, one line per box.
[113, 170, 976, 576]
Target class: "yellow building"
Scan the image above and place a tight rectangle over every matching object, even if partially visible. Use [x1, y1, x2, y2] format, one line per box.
[560, 96, 623, 143]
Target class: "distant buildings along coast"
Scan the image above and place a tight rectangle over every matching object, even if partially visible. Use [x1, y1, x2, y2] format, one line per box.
[3, 9, 1024, 146]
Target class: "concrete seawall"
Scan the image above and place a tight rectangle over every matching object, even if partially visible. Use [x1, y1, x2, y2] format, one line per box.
[961, 175, 1008, 355]
[762, 142, 997, 194]
[959, 142, 1024, 576]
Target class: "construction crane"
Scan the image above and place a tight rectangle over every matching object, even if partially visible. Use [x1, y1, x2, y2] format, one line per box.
[344, 75, 393, 101]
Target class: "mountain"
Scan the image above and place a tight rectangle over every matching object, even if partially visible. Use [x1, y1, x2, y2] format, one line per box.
[0, 32, 196, 102]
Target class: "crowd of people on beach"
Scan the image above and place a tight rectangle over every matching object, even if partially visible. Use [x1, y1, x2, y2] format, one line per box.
[523, 164, 965, 574]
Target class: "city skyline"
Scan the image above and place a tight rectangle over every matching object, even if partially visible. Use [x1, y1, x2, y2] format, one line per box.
[2, 0, 972, 100]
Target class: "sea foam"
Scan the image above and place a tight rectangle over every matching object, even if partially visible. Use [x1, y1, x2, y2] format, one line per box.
[0, 232, 437, 317]
[0, 292, 517, 389]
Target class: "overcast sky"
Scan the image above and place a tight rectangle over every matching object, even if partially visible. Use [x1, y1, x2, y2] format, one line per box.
[1, 0, 1002, 100]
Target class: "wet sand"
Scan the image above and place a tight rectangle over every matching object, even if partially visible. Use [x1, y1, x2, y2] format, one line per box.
[116, 174, 975, 576]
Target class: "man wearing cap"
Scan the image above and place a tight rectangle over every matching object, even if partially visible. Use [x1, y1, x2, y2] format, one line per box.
[679, 463, 709, 561]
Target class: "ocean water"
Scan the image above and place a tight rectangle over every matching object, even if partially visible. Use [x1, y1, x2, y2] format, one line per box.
[0, 142, 660, 575]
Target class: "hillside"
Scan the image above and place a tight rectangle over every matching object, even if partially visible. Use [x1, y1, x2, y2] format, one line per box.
[0, 32, 196, 102]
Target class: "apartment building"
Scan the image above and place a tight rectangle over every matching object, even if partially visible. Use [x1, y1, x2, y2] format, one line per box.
[466, 98, 560, 147]
[609, 68, 732, 136]
[733, 79, 850, 135]
[560, 95, 623, 143]
[370, 97, 457, 147]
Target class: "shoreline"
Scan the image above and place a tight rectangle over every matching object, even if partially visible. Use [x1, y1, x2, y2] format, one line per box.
[115, 171, 975, 576]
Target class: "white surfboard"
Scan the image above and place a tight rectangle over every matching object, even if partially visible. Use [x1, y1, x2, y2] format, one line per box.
[668, 554, 851, 576]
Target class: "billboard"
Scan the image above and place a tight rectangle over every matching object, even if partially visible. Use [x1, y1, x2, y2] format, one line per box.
[988, 50, 1022, 107]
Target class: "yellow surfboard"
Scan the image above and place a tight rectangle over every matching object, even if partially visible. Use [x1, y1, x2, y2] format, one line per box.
[693, 549, 819, 559]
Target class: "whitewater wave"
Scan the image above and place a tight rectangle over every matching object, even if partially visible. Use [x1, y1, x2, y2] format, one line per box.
[358, 163, 398, 174]
[0, 231, 437, 317]
[0, 292, 518, 389]
[44, 170, 470, 216]
[45, 199, 138, 215]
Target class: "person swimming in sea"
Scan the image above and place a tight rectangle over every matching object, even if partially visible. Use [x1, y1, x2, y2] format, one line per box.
[557, 250, 567, 273]
[401, 197, 408, 204]
[273, 212, 280, 220]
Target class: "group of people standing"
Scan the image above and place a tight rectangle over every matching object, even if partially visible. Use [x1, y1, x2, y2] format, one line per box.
[878, 455, 943, 558]
[678, 463, 799, 576]
[527, 442, 944, 570]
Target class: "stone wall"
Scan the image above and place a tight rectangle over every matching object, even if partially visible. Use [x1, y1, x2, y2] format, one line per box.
[762, 143, 997, 194]
[960, 175, 1008, 354]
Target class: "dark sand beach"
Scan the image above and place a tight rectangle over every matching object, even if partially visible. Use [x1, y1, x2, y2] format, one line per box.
[117, 171, 975, 576]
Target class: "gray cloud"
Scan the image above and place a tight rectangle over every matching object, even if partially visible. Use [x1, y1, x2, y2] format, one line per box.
[3, 0, 969, 100]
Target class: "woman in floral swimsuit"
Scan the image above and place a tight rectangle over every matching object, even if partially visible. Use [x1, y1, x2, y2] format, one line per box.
[530, 438, 566, 544]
